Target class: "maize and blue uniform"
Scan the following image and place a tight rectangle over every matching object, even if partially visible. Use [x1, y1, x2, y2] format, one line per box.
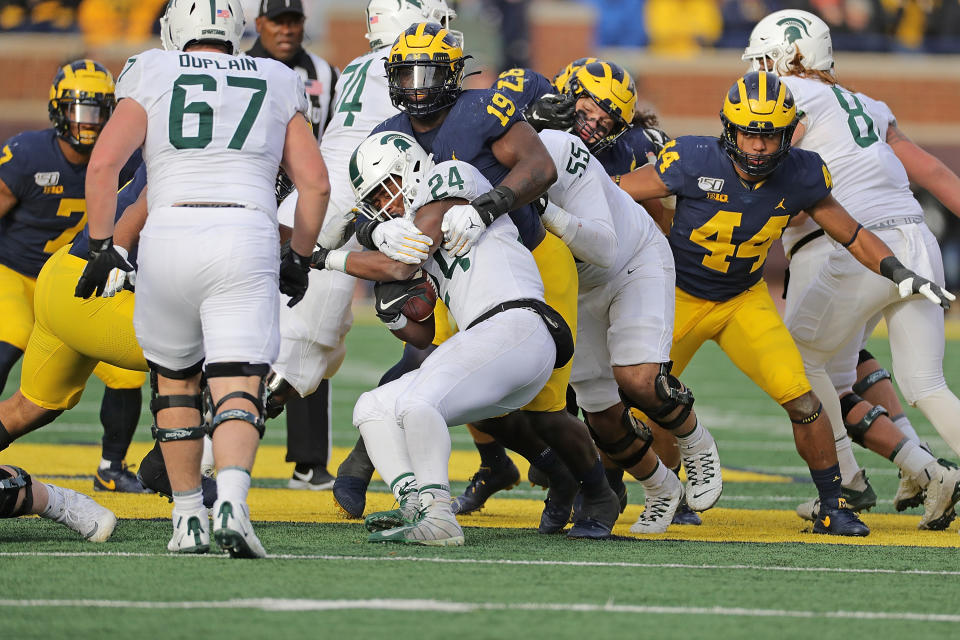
[20, 164, 148, 410]
[660, 136, 832, 405]
[373, 88, 577, 412]
[490, 68, 654, 176]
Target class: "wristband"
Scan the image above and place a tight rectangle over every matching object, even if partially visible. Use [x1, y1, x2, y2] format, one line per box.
[325, 249, 349, 273]
[383, 314, 408, 331]
[471, 186, 517, 226]
[355, 217, 382, 251]
[613, 175, 622, 186]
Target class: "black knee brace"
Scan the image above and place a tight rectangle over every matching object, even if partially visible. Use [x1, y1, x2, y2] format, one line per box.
[0, 465, 33, 518]
[852, 365, 892, 397]
[619, 362, 695, 430]
[586, 409, 653, 469]
[147, 364, 205, 443]
[205, 362, 269, 438]
[840, 393, 888, 446]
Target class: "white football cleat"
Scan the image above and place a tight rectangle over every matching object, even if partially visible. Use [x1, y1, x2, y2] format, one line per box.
[44, 485, 117, 542]
[682, 438, 722, 511]
[167, 507, 210, 553]
[630, 475, 682, 535]
[212, 500, 266, 558]
[918, 464, 960, 531]
[893, 471, 924, 512]
[368, 512, 464, 546]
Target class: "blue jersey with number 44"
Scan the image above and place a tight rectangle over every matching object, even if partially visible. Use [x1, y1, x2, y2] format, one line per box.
[374, 88, 541, 249]
[659, 136, 832, 302]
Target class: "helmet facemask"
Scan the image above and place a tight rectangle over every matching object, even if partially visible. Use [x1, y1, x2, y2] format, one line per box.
[720, 71, 798, 177]
[350, 133, 434, 222]
[565, 61, 636, 155]
[387, 60, 464, 117]
[48, 60, 116, 153]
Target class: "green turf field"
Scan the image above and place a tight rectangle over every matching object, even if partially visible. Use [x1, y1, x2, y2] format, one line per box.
[2, 313, 959, 639]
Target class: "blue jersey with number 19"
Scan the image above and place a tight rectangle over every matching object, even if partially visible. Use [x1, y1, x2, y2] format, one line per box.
[373, 88, 541, 249]
[659, 136, 832, 302]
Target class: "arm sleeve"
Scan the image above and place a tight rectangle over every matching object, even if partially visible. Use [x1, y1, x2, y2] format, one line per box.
[544, 147, 618, 268]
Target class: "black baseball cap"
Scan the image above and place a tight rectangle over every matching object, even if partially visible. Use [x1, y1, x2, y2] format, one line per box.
[258, 0, 304, 19]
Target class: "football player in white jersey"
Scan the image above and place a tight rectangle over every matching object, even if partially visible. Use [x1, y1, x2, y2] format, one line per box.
[744, 9, 960, 530]
[310, 132, 569, 545]
[532, 129, 723, 532]
[76, 0, 329, 557]
[267, 1, 456, 512]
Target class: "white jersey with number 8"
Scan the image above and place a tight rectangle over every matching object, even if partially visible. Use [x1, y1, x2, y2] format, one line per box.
[116, 48, 308, 217]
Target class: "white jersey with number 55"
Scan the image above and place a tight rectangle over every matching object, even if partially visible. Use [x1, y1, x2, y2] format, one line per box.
[412, 160, 545, 329]
[116, 48, 308, 217]
[780, 75, 921, 255]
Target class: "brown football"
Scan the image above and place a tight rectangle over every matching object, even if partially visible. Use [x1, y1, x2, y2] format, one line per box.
[401, 276, 438, 322]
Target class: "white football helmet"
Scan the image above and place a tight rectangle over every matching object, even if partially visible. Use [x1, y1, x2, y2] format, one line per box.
[742, 9, 833, 76]
[365, 0, 461, 51]
[349, 131, 434, 221]
[160, 0, 246, 55]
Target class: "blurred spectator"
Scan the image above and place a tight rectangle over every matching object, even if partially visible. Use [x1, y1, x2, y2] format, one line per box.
[645, 0, 722, 57]
[0, 0, 78, 31]
[482, 0, 532, 71]
[76, 0, 166, 46]
[580, 0, 648, 46]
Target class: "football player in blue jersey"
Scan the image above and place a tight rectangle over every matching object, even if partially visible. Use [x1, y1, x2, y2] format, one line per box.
[343, 22, 622, 536]
[462, 59, 705, 524]
[618, 71, 954, 536]
[0, 59, 148, 493]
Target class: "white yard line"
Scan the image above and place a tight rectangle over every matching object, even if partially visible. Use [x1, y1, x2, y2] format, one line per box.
[0, 597, 957, 621]
[2, 551, 958, 576]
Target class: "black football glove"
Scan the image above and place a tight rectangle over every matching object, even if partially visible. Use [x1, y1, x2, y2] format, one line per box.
[274, 167, 295, 206]
[374, 279, 416, 326]
[470, 186, 517, 226]
[524, 92, 577, 132]
[74, 236, 133, 298]
[310, 246, 329, 270]
[880, 256, 955, 309]
[279, 242, 311, 307]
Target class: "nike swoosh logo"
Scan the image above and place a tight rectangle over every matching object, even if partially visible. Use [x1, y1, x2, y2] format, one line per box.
[380, 295, 408, 308]
[85, 522, 99, 540]
[626, 266, 639, 274]
[98, 475, 116, 491]
[692, 491, 714, 500]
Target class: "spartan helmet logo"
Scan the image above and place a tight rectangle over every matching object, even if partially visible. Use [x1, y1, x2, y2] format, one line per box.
[381, 133, 413, 152]
[777, 17, 810, 44]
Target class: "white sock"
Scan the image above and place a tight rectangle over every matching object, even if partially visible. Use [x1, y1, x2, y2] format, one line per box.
[893, 440, 938, 486]
[358, 418, 415, 491]
[892, 414, 920, 442]
[835, 435, 864, 488]
[639, 461, 675, 497]
[39, 483, 65, 520]
[914, 388, 960, 456]
[98, 458, 115, 471]
[399, 403, 452, 491]
[216, 467, 251, 505]
[172, 487, 204, 513]
[676, 420, 710, 454]
[389, 473, 417, 502]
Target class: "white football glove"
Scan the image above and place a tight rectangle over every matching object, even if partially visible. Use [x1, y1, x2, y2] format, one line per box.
[101, 245, 135, 297]
[881, 256, 955, 309]
[441, 204, 485, 257]
[371, 217, 433, 264]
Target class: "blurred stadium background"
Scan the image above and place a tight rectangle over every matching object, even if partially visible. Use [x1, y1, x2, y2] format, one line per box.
[2, 0, 959, 297]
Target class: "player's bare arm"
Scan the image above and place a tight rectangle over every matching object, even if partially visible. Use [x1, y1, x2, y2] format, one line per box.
[280, 113, 329, 256]
[85, 98, 147, 240]
[0, 177, 17, 219]
[886, 124, 960, 217]
[617, 164, 674, 233]
[113, 185, 147, 252]
[490, 120, 558, 206]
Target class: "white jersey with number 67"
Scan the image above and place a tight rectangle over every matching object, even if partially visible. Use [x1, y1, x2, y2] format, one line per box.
[116, 48, 308, 217]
